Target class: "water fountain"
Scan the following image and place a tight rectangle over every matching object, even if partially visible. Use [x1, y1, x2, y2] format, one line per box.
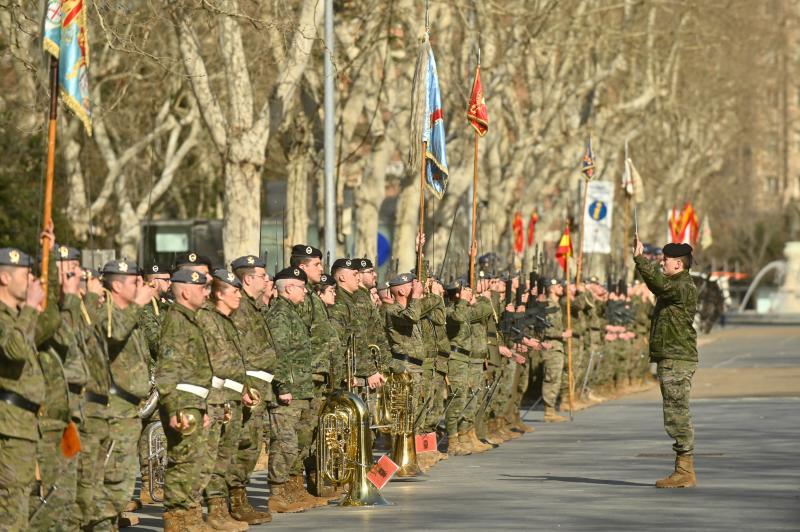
[730, 242, 800, 324]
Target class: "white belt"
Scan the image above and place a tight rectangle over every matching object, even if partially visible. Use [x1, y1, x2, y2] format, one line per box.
[223, 379, 244, 393]
[211, 376, 225, 389]
[176, 383, 209, 399]
[246, 370, 274, 383]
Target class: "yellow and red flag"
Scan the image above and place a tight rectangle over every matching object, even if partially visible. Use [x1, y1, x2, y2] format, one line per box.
[527, 212, 539, 247]
[556, 225, 573, 274]
[466, 65, 488, 136]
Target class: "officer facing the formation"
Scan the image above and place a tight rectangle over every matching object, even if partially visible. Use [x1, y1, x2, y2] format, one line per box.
[633, 238, 698, 488]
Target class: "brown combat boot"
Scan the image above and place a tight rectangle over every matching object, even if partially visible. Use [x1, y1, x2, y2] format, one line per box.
[183, 505, 213, 532]
[292, 475, 328, 508]
[206, 497, 248, 531]
[512, 413, 535, 433]
[163, 509, 188, 532]
[655, 455, 697, 488]
[229, 487, 272, 524]
[446, 433, 472, 456]
[544, 406, 568, 423]
[118, 512, 140, 528]
[467, 428, 493, 452]
[267, 483, 306, 513]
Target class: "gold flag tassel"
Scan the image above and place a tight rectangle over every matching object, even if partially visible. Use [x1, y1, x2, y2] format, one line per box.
[79, 297, 92, 326]
[151, 296, 159, 317]
[104, 288, 113, 338]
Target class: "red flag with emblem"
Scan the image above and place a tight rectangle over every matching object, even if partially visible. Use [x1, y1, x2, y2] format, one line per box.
[556, 225, 573, 274]
[527, 212, 539, 247]
[467, 65, 488, 136]
[415, 432, 438, 454]
[367, 455, 399, 490]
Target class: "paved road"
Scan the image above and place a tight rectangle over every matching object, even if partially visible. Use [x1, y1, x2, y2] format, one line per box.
[130, 326, 800, 531]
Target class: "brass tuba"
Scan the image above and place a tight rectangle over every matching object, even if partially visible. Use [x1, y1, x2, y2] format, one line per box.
[143, 420, 167, 502]
[376, 372, 421, 478]
[317, 390, 391, 507]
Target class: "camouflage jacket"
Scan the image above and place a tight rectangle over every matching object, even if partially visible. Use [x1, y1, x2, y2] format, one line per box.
[196, 306, 248, 404]
[140, 297, 170, 366]
[634, 255, 698, 362]
[485, 293, 503, 366]
[231, 292, 276, 402]
[355, 287, 392, 365]
[156, 302, 213, 417]
[328, 287, 387, 378]
[384, 296, 438, 369]
[267, 296, 313, 399]
[0, 301, 44, 441]
[98, 301, 151, 418]
[419, 295, 450, 371]
[69, 293, 111, 419]
[540, 298, 565, 352]
[35, 284, 72, 431]
[294, 283, 340, 376]
[446, 299, 473, 357]
[468, 296, 495, 360]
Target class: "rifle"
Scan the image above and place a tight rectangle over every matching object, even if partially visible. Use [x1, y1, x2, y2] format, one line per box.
[452, 385, 482, 423]
[29, 484, 58, 524]
[476, 372, 501, 416]
[435, 390, 459, 431]
[580, 349, 597, 398]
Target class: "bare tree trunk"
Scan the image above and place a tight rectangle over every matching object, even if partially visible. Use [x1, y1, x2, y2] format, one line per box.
[354, 135, 388, 262]
[286, 121, 311, 253]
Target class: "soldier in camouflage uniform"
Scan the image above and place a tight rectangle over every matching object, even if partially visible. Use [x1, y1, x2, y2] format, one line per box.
[229, 254, 275, 524]
[156, 268, 214, 529]
[539, 279, 570, 423]
[87, 259, 154, 530]
[464, 283, 495, 453]
[290, 245, 341, 500]
[136, 262, 171, 506]
[443, 280, 475, 456]
[266, 267, 317, 513]
[328, 259, 388, 391]
[196, 269, 252, 530]
[634, 240, 698, 489]
[0, 247, 45, 530]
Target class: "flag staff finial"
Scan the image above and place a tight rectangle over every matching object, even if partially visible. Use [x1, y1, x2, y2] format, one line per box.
[477, 45, 481, 66]
[425, 0, 430, 31]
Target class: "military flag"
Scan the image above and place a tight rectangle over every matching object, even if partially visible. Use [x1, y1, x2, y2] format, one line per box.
[512, 212, 524, 255]
[43, 0, 92, 135]
[527, 212, 539, 247]
[410, 32, 449, 199]
[556, 224, 573, 274]
[623, 158, 645, 204]
[467, 65, 488, 136]
[668, 202, 699, 245]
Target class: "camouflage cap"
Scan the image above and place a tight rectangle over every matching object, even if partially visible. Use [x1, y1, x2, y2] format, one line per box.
[212, 268, 242, 288]
[171, 269, 207, 285]
[230, 255, 266, 270]
[55, 245, 80, 262]
[101, 259, 140, 276]
[0, 248, 32, 267]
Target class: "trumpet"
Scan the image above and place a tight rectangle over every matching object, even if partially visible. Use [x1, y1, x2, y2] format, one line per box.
[246, 386, 261, 408]
[176, 409, 198, 436]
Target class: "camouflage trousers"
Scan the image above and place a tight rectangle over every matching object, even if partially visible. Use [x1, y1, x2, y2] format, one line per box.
[268, 399, 309, 485]
[205, 402, 242, 500]
[160, 407, 209, 511]
[561, 342, 585, 401]
[88, 416, 140, 529]
[228, 404, 268, 490]
[29, 426, 79, 532]
[0, 434, 35, 532]
[445, 357, 481, 436]
[76, 416, 110, 528]
[418, 366, 446, 434]
[474, 363, 499, 440]
[541, 350, 565, 408]
[656, 359, 697, 455]
[495, 358, 516, 426]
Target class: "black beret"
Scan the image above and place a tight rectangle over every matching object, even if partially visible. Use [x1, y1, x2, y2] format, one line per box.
[174, 252, 212, 269]
[446, 278, 467, 291]
[56, 245, 80, 261]
[355, 258, 374, 271]
[212, 268, 242, 288]
[662, 243, 693, 258]
[290, 244, 322, 259]
[144, 263, 170, 276]
[318, 273, 336, 287]
[82, 268, 100, 280]
[230, 255, 266, 270]
[379, 280, 391, 290]
[274, 266, 308, 283]
[331, 258, 359, 271]
[171, 269, 207, 285]
[101, 259, 140, 276]
[388, 273, 415, 287]
[0, 248, 32, 267]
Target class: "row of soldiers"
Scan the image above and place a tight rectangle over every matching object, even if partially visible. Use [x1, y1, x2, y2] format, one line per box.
[0, 228, 654, 531]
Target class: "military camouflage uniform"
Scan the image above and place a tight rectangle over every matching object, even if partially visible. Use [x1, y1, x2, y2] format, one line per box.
[466, 297, 494, 435]
[0, 299, 43, 531]
[266, 295, 314, 486]
[229, 292, 276, 489]
[418, 294, 449, 435]
[635, 255, 698, 455]
[444, 298, 473, 437]
[539, 299, 565, 408]
[196, 305, 248, 501]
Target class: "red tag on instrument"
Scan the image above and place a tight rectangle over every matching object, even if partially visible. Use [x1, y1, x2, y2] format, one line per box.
[415, 432, 437, 453]
[367, 455, 399, 490]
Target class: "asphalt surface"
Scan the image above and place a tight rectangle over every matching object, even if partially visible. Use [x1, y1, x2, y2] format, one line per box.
[130, 326, 800, 531]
